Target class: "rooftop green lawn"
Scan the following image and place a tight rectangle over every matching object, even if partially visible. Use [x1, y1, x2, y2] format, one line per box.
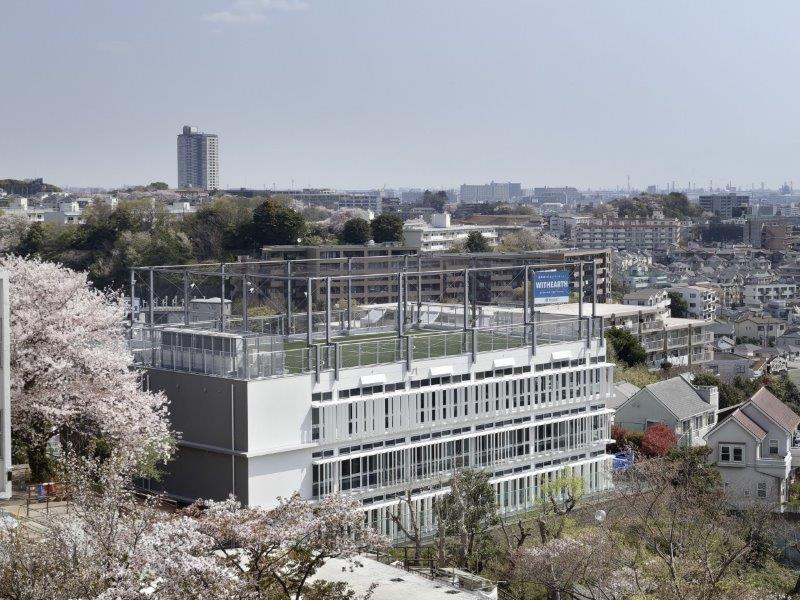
[278, 327, 527, 373]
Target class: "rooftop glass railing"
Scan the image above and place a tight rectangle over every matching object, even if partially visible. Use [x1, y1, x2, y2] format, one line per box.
[129, 316, 602, 381]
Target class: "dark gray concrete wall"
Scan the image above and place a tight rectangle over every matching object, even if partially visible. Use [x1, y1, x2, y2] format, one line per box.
[147, 370, 248, 452]
[143, 370, 251, 504]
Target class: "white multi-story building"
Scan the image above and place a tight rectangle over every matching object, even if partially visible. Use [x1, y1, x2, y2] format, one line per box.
[622, 289, 671, 317]
[548, 214, 591, 239]
[743, 283, 797, 309]
[571, 218, 681, 253]
[459, 182, 522, 204]
[539, 302, 714, 370]
[403, 213, 499, 253]
[131, 261, 614, 539]
[177, 125, 219, 190]
[668, 285, 717, 321]
[698, 194, 749, 218]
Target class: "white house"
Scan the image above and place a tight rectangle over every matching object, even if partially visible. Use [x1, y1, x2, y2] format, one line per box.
[613, 376, 719, 447]
[705, 388, 800, 510]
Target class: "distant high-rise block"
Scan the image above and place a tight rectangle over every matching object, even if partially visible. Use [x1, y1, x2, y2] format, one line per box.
[177, 125, 219, 190]
[459, 181, 522, 204]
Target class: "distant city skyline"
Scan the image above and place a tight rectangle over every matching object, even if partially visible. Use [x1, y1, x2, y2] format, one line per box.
[3, 1, 800, 190]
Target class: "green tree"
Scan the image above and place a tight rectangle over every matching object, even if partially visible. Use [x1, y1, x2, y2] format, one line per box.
[692, 371, 749, 409]
[662, 192, 703, 219]
[439, 469, 498, 569]
[15, 221, 47, 257]
[465, 231, 490, 253]
[147, 182, 169, 190]
[184, 197, 253, 260]
[614, 198, 652, 218]
[252, 199, 306, 246]
[668, 291, 689, 317]
[370, 213, 404, 243]
[605, 327, 646, 367]
[339, 218, 371, 244]
[765, 373, 800, 413]
[422, 190, 448, 212]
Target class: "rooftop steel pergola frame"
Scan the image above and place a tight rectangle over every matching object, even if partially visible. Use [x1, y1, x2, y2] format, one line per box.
[130, 254, 599, 347]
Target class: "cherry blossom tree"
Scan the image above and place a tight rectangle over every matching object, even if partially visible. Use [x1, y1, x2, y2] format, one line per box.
[0, 212, 29, 253]
[0, 454, 387, 599]
[1, 255, 172, 480]
[515, 452, 780, 600]
[324, 209, 371, 234]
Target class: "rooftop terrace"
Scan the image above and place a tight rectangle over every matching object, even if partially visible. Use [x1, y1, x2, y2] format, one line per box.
[128, 258, 606, 380]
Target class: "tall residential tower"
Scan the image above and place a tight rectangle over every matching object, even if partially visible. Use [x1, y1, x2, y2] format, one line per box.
[177, 125, 219, 190]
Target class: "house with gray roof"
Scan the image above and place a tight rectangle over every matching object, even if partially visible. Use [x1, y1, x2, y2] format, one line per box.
[705, 351, 761, 381]
[614, 376, 719, 446]
[608, 381, 641, 411]
[705, 388, 800, 510]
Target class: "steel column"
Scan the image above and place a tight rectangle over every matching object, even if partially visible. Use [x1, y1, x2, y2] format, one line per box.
[325, 276, 331, 345]
[242, 273, 249, 332]
[578, 262, 584, 319]
[183, 270, 190, 326]
[148, 269, 154, 326]
[219, 264, 225, 332]
[347, 257, 353, 331]
[286, 261, 293, 336]
[397, 272, 404, 336]
[130, 269, 136, 328]
[463, 268, 469, 330]
[307, 277, 313, 347]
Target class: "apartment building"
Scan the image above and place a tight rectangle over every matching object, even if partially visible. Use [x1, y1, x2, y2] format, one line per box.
[459, 182, 522, 204]
[403, 213, 499, 252]
[743, 283, 797, 309]
[668, 285, 718, 321]
[533, 187, 585, 206]
[571, 219, 681, 253]
[548, 214, 591, 239]
[252, 247, 611, 320]
[538, 302, 714, 369]
[698, 194, 749, 218]
[622, 289, 671, 316]
[131, 261, 614, 539]
[177, 125, 219, 190]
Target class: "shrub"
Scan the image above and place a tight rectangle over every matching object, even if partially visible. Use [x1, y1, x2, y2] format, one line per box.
[642, 423, 677, 457]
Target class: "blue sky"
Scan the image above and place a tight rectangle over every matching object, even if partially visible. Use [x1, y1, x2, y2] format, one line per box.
[2, 0, 800, 190]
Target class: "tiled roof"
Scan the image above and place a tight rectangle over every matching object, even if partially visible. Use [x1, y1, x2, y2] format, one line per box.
[749, 387, 800, 432]
[731, 409, 768, 440]
[643, 377, 714, 421]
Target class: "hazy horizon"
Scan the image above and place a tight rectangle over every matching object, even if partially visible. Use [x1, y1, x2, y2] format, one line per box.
[3, 0, 800, 191]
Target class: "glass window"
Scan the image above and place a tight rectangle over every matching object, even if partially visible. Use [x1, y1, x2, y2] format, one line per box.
[720, 445, 731, 462]
[757, 482, 767, 498]
[769, 439, 779, 455]
[732, 446, 744, 462]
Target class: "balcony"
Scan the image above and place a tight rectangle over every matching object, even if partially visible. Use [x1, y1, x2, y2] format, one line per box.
[756, 453, 792, 479]
[644, 338, 664, 351]
[691, 350, 713, 363]
[791, 445, 800, 468]
[691, 332, 713, 344]
[666, 336, 688, 349]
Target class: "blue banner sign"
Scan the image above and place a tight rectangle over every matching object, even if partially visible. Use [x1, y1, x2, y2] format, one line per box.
[533, 270, 570, 304]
